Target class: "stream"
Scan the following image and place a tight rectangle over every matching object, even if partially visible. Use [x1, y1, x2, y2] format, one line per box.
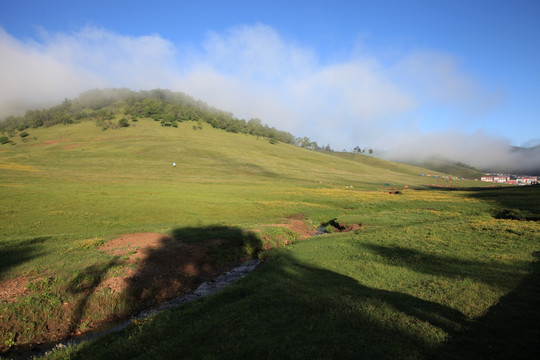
[6, 259, 261, 360]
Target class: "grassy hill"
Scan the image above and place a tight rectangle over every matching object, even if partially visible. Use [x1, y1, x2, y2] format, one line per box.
[1, 115, 539, 359]
[419, 159, 485, 179]
[391, 158, 485, 180]
[1, 119, 458, 242]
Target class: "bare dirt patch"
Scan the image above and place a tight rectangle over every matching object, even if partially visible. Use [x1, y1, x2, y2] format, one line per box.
[341, 223, 362, 232]
[97, 233, 222, 304]
[0, 277, 33, 303]
[1, 232, 239, 355]
[267, 218, 317, 240]
[2, 224, 304, 355]
[287, 214, 318, 238]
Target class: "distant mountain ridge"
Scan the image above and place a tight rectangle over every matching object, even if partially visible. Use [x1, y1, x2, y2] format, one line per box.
[396, 145, 540, 178]
[479, 145, 540, 176]
[396, 158, 485, 179]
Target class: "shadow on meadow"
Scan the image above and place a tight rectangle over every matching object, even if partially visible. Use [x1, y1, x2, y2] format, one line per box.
[61, 252, 469, 360]
[66, 257, 123, 335]
[1, 226, 262, 356]
[437, 251, 540, 359]
[467, 186, 540, 221]
[362, 243, 540, 359]
[0, 236, 50, 281]
[363, 243, 527, 290]
[69, 224, 262, 327]
[419, 185, 540, 221]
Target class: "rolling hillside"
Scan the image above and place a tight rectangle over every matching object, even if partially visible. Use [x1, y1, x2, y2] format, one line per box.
[0, 118, 452, 241]
[1, 94, 538, 359]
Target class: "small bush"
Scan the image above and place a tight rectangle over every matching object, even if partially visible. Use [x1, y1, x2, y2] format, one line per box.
[118, 118, 130, 127]
[19, 131, 29, 138]
[0, 136, 9, 144]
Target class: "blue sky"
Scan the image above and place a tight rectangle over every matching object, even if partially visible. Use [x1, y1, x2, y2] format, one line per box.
[1, 0, 539, 168]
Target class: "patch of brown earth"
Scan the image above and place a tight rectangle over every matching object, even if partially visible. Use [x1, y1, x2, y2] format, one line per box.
[0, 277, 33, 303]
[277, 218, 317, 239]
[341, 223, 362, 232]
[1, 223, 318, 355]
[1, 231, 242, 355]
[254, 215, 318, 250]
[97, 233, 221, 303]
[320, 218, 363, 234]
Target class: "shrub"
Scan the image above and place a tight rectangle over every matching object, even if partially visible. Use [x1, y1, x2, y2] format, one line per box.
[0, 136, 9, 144]
[118, 118, 130, 127]
[19, 131, 29, 138]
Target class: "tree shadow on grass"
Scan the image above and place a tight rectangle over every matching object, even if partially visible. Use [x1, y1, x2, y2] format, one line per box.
[0, 236, 49, 280]
[437, 251, 540, 359]
[417, 185, 540, 221]
[362, 243, 527, 290]
[66, 226, 262, 338]
[62, 252, 469, 360]
[359, 243, 540, 359]
[66, 257, 122, 335]
[2, 226, 263, 357]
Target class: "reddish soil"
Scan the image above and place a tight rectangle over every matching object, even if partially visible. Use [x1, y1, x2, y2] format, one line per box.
[267, 218, 318, 239]
[1, 216, 354, 354]
[0, 232, 230, 355]
[340, 223, 362, 232]
[0, 277, 33, 303]
[97, 232, 222, 304]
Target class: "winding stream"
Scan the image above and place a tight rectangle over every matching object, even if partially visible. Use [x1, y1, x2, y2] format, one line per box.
[8, 259, 261, 359]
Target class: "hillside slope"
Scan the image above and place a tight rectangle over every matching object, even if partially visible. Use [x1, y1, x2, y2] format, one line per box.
[1, 118, 461, 240]
[1, 117, 537, 358]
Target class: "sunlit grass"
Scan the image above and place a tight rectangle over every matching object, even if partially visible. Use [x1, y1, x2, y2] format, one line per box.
[1, 119, 539, 358]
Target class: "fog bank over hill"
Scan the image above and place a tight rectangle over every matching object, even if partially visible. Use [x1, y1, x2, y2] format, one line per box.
[1, 24, 538, 175]
[379, 132, 540, 175]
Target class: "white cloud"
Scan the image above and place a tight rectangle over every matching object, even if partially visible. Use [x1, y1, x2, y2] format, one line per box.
[3, 23, 528, 171]
[200, 24, 316, 81]
[0, 28, 104, 117]
[175, 24, 415, 147]
[0, 26, 179, 118]
[40, 26, 180, 90]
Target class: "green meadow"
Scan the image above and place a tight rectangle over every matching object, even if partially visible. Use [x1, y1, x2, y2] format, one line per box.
[1, 119, 539, 359]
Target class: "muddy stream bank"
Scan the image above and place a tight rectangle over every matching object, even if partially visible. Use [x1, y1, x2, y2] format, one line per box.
[5, 259, 261, 359]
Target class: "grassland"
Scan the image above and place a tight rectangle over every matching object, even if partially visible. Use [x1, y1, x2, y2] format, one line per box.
[1, 119, 539, 359]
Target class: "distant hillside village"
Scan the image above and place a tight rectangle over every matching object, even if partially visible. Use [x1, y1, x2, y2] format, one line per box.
[481, 174, 538, 185]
